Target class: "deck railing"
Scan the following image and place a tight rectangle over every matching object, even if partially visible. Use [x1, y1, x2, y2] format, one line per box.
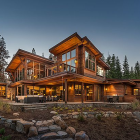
[46, 62, 77, 76]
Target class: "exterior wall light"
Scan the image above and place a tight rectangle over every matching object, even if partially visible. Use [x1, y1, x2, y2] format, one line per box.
[69, 86, 71, 90]
[75, 59, 77, 63]
[59, 65, 62, 68]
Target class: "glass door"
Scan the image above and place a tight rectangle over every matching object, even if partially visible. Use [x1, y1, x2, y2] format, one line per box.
[86, 85, 93, 101]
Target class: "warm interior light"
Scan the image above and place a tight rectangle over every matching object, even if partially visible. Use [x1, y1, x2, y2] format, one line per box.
[38, 94, 39, 95]
[86, 86, 89, 88]
[44, 94, 45, 95]
[49, 89, 51, 92]
[106, 88, 108, 91]
[69, 87, 71, 90]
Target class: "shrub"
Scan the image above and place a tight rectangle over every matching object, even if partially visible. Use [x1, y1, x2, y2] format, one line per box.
[93, 108, 97, 111]
[96, 114, 102, 121]
[0, 135, 11, 140]
[115, 112, 124, 121]
[0, 128, 5, 135]
[131, 99, 140, 110]
[3, 104, 11, 113]
[78, 113, 85, 122]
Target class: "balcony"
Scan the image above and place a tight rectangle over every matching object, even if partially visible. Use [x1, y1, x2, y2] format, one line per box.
[46, 62, 77, 76]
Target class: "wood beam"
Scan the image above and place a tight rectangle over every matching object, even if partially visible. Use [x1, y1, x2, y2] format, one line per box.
[65, 79, 67, 104]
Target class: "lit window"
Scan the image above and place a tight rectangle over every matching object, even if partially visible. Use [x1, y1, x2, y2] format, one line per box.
[134, 89, 139, 95]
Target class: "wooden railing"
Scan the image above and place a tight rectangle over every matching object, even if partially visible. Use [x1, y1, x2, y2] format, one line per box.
[46, 62, 77, 76]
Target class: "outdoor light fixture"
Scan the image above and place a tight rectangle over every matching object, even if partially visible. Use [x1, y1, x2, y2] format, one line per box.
[59, 65, 62, 68]
[69, 86, 71, 90]
[75, 59, 77, 63]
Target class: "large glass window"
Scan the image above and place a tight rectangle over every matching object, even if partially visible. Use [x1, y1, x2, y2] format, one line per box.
[27, 59, 45, 80]
[97, 65, 104, 76]
[86, 85, 93, 100]
[0, 86, 6, 96]
[134, 89, 139, 95]
[62, 54, 66, 61]
[85, 51, 95, 71]
[75, 84, 81, 95]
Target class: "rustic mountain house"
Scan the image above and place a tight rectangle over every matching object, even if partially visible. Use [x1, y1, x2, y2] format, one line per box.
[3, 32, 140, 103]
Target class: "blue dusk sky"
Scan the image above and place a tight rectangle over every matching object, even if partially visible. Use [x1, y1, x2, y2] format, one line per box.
[0, 0, 140, 68]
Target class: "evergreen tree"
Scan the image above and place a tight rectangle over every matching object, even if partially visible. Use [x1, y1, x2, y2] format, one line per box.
[0, 36, 10, 81]
[110, 54, 116, 78]
[130, 66, 135, 79]
[32, 48, 36, 54]
[106, 54, 111, 78]
[134, 61, 140, 79]
[122, 55, 129, 79]
[115, 56, 122, 79]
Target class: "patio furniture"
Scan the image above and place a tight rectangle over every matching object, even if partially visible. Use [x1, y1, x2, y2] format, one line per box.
[24, 96, 39, 103]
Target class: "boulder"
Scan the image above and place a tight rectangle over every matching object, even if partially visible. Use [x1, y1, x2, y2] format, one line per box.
[57, 131, 68, 138]
[16, 120, 34, 134]
[66, 127, 76, 137]
[50, 111, 58, 115]
[52, 116, 61, 123]
[75, 131, 89, 140]
[28, 126, 38, 137]
[13, 113, 19, 117]
[55, 119, 67, 129]
[36, 121, 43, 128]
[49, 125, 61, 132]
[42, 120, 54, 126]
[40, 132, 60, 140]
[38, 127, 50, 134]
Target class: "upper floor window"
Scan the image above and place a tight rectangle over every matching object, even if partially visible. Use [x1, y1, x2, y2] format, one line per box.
[62, 49, 76, 64]
[85, 51, 95, 71]
[97, 65, 104, 77]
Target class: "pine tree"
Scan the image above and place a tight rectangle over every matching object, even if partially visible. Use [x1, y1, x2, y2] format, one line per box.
[134, 61, 140, 79]
[115, 56, 122, 79]
[122, 55, 129, 79]
[0, 36, 10, 81]
[106, 54, 111, 78]
[130, 66, 135, 79]
[110, 54, 116, 78]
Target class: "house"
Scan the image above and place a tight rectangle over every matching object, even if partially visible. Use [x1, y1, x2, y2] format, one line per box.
[4, 32, 140, 103]
[5, 32, 110, 102]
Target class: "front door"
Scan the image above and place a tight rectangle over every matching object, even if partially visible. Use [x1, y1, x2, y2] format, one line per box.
[95, 85, 101, 101]
[86, 85, 93, 101]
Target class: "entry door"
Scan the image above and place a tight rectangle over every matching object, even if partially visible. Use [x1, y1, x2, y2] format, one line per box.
[95, 85, 101, 101]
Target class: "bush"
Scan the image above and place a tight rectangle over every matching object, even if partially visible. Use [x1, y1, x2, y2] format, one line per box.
[115, 112, 124, 121]
[0, 135, 11, 140]
[78, 113, 85, 122]
[96, 114, 103, 121]
[0, 128, 5, 135]
[131, 99, 140, 110]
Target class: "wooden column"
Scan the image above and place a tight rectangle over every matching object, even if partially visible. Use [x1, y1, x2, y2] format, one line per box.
[24, 84, 27, 96]
[65, 79, 67, 104]
[81, 83, 84, 103]
[24, 57, 27, 80]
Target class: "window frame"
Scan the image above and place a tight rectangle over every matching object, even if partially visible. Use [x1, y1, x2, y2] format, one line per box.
[85, 50, 95, 71]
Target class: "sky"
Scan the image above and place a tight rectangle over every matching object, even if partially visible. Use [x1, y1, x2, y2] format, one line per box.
[0, 0, 140, 68]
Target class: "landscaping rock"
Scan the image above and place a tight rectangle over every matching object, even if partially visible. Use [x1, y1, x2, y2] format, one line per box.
[52, 116, 61, 122]
[49, 125, 61, 132]
[50, 111, 58, 115]
[42, 120, 54, 126]
[55, 119, 67, 129]
[32, 120, 36, 124]
[16, 120, 34, 133]
[87, 114, 94, 118]
[72, 112, 79, 116]
[66, 127, 76, 137]
[40, 132, 60, 140]
[36, 121, 43, 128]
[38, 127, 50, 134]
[75, 131, 89, 140]
[13, 112, 19, 116]
[28, 126, 38, 137]
[57, 131, 68, 138]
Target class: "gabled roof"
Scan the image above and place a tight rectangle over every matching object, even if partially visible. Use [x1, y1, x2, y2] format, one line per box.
[97, 58, 110, 70]
[49, 32, 102, 57]
[6, 49, 53, 72]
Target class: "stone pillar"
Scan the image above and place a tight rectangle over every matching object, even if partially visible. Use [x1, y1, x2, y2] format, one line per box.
[65, 79, 67, 104]
[81, 83, 84, 103]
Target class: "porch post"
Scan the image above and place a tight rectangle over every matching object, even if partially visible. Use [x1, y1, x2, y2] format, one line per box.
[24, 84, 27, 96]
[65, 79, 67, 104]
[81, 82, 84, 103]
[24, 57, 27, 80]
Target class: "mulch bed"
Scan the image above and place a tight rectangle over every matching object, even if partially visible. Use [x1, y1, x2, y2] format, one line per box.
[0, 125, 27, 140]
[65, 117, 140, 140]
